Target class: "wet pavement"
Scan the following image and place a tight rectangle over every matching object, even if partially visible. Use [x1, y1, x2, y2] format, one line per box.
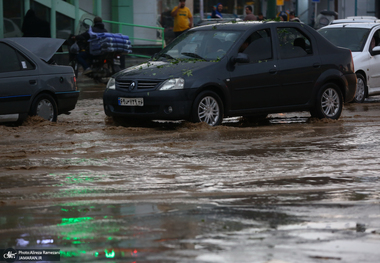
[0, 77, 380, 262]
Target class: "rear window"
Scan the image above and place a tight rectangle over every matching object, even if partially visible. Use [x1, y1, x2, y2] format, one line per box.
[318, 27, 370, 52]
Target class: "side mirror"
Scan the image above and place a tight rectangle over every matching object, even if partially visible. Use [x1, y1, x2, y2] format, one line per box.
[371, 46, 380, 56]
[231, 53, 249, 64]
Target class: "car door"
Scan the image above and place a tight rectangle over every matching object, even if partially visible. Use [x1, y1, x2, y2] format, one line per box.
[0, 42, 38, 117]
[368, 28, 380, 92]
[274, 26, 322, 106]
[228, 28, 282, 110]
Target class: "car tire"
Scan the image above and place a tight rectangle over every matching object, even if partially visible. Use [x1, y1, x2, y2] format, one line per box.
[30, 94, 58, 122]
[191, 91, 223, 126]
[310, 83, 343, 120]
[353, 73, 367, 103]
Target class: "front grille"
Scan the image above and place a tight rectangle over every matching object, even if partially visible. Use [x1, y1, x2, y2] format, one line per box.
[116, 80, 160, 90]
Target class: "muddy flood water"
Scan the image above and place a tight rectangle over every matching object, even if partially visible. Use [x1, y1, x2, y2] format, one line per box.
[1, 89, 380, 262]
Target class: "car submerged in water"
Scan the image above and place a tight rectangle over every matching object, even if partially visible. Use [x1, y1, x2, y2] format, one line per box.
[0, 38, 79, 124]
[103, 21, 356, 126]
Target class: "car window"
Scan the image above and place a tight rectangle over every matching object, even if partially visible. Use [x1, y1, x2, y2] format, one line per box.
[240, 29, 272, 63]
[276, 27, 312, 59]
[157, 30, 242, 61]
[0, 43, 35, 73]
[370, 29, 380, 51]
[318, 27, 370, 52]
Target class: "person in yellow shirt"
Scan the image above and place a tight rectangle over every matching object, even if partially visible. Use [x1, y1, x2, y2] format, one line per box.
[171, 0, 193, 37]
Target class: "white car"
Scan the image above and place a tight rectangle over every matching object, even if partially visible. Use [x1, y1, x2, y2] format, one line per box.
[318, 23, 380, 102]
[4, 18, 22, 38]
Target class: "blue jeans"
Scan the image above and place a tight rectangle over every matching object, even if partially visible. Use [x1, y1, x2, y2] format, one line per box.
[76, 51, 92, 70]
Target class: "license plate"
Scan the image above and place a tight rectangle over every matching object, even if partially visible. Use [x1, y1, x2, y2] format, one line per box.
[114, 59, 121, 65]
[118, 97, 144, 106]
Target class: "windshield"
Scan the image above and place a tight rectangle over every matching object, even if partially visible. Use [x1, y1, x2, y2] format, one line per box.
[155, 30, 242, 61]
[318, 27, 370, 52]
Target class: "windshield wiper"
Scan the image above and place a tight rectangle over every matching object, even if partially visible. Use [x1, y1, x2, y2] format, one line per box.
[181, 52, 205, 60]
[158, 53, 174, 60]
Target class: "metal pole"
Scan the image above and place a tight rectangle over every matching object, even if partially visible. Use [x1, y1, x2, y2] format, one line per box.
[51, 0, 56, 38]
[24, 0, 30, 14]
[0, 0, 3, 38]
[200, 0, 204, 19]
[314, 3, 318, 23]
[355, 0, 357, 16]
[75, 0, 79, 34]
[94, 0, 102, 17]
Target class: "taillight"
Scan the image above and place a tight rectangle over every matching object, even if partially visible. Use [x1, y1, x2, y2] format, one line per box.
[73, 76, 77, 90]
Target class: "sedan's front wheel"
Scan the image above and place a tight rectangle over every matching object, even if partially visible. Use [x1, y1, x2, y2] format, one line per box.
[192, 91, 223, 126]
[353, 73, 367, 103]
[311, 83, 343, 120]
[30, 94, 58, 122]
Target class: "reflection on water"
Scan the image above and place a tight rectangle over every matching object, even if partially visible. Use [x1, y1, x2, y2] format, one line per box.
[1, 199, 379, 262]
[1, 98, 380, 262]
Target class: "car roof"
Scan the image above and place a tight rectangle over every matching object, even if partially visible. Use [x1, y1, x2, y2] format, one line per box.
[321, 22, 380, 29]
[346, 16, 378, 19]
[330, 18, 380, 25]
[193, 21, 302, 31]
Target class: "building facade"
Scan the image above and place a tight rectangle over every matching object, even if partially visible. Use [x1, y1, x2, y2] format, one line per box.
[1, 0, 379, 42]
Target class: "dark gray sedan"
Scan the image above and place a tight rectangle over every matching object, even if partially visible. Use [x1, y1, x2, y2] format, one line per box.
[104, 22, 356, 126]
[0, 38, 79, 124]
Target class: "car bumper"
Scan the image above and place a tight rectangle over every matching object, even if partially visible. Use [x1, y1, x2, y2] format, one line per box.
[344, 73, 357, 102]
[103, 89, 195, 120]
[56, 91, 80, 114]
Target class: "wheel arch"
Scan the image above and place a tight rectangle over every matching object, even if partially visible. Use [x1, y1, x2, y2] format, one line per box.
[29, 90, 58, 114]
[191, 85, 229, 117]
[355, 70, 368, 99]
[314, 70, 352, 103]
[355, 70, 367, 84]
[324, 78, 346, 101]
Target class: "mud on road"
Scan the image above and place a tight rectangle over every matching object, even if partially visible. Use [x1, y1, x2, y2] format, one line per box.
[1, 97, 380, 263]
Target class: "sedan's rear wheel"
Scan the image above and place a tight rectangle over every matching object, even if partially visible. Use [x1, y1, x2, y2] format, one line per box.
[353, 73, 367, 103]
[30, 94, 58, 122]
[192, 91, 223, 126]
[311, 83, 343, 120]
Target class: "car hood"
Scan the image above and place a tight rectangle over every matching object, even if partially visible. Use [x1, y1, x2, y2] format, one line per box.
[114, 60, 218, 80]
[8, 37, 65, 62]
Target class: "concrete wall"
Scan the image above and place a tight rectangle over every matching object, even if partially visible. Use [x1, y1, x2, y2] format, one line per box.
[338, 0, 377, 18]
[133, 0, 158, 45]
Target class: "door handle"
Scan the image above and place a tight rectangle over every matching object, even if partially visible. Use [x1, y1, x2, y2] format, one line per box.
[313, 63, 321, 68]
[269, 69, 277, 74]
[29, 80, 37, 85]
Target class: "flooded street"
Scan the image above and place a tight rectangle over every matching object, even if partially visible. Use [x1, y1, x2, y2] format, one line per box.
[1, 81, 380, 262]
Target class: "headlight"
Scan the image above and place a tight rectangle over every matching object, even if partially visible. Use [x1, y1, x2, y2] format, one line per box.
[159, 78, 184, 91]
[106, 78, 116, 90]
